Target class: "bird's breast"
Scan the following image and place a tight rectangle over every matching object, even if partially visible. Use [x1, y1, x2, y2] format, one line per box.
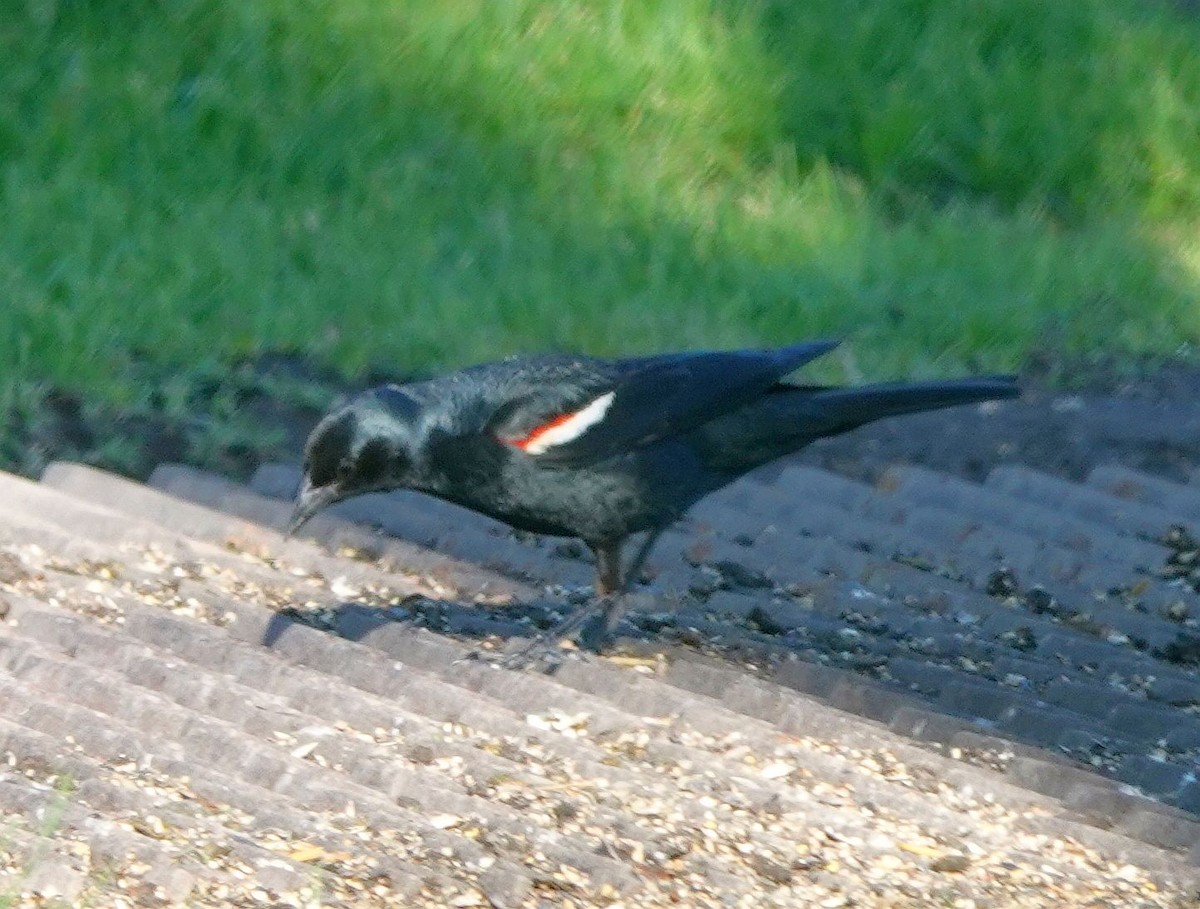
[421, 433, 712, 541]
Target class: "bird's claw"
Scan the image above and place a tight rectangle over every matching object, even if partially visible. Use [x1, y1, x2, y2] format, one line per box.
[449, 638, 567, 672]
[497, 640, 568, 672]
[460, 599, 624, 672]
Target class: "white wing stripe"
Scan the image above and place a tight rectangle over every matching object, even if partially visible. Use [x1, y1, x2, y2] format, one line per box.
[522, 391, 616, 454]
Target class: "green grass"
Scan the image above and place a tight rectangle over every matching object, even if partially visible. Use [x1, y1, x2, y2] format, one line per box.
[0, 774, 76, 908]
[3, 0, 1200, 448]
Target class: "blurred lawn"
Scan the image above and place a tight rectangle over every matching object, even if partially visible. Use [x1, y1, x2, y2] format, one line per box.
[2, 0, 1199, 428]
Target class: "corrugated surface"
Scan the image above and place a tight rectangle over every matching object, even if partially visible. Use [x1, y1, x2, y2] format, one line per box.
[0, 460, 1194, 906]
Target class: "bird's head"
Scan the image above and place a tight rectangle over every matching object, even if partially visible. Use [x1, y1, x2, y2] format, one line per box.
[287, 387, 422, 535]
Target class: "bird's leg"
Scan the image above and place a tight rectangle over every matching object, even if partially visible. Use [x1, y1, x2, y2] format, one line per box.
[497, 540, 624, 670]
[573, 541, 625, 653]
[498, 527, 668, 669]
[575, 529, 665, 652]
[593, 542, 623, 595]
[620, 527, 665, 592]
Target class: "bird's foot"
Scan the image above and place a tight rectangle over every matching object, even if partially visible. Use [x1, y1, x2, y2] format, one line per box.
[486, 597, 625, 672]
[452, 643, 565, 672]
[451, 649, 492, 667]
[495, 638, 570, 673]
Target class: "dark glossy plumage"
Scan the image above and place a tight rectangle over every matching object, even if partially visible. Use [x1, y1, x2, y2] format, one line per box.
[291, 341, 1019, 661]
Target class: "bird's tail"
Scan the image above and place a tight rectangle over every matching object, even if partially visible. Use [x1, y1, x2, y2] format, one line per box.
[698, 375, 1019, 473]
[796, 375, 1020, 434]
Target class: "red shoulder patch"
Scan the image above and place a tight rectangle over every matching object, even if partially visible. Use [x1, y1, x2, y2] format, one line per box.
[499, 391, 617, 455]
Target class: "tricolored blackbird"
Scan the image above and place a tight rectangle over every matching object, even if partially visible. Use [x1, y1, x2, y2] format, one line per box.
[289, 340, 1018, 664]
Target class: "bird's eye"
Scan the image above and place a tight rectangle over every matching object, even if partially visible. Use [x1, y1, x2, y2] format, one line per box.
[348, 440, 390, 488]
[305, 449, 340, 488]
[305, 412, 357, 488]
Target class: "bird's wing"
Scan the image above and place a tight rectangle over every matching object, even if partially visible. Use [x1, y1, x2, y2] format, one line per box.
[489, 340, 840, 466]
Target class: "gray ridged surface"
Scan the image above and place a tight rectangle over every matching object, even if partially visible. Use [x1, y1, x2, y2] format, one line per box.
[0, 460, 1195, 904]
[239, 459, 1200, 814]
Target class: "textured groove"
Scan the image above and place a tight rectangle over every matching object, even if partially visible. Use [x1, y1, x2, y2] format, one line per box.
[0, 459, 1193, 905]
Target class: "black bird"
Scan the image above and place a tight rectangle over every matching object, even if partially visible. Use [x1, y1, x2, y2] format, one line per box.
[289, 340, 1018, 664]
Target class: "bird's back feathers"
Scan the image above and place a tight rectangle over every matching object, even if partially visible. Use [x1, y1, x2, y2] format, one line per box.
[486, 340, 840, 466]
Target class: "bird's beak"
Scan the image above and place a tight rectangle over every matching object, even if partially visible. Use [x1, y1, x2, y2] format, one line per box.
[286, 480, 338, 537]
